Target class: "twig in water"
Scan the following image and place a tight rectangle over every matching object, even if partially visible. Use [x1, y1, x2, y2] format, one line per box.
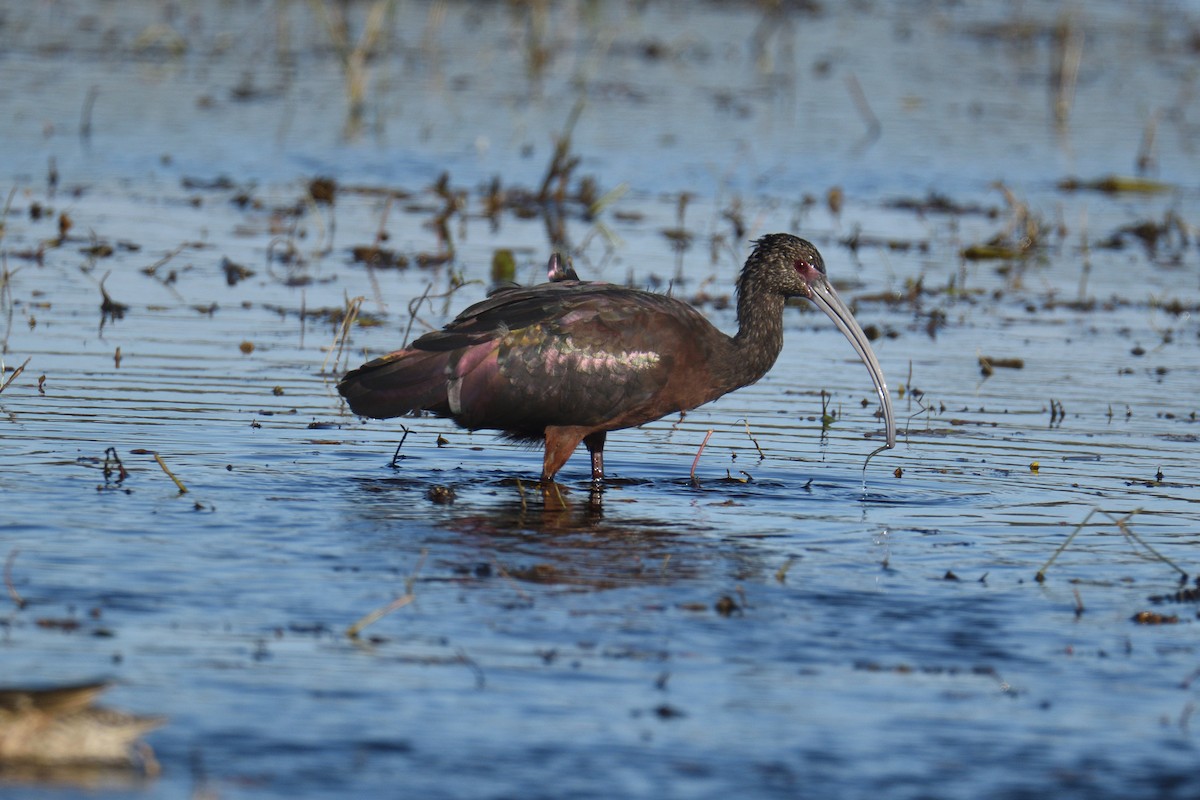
[1036, 508, 1098, 582]
[79, 86, 99, 142]
[313, 0, 398, 138]
[347, 593, 413, 639]
[0, 356, 30, 394]
[1072, 588, 1085, 619]
[0, 186, 17, 248]
[741, 418, 765, 460]
[1036, 508, 1184, 583]
[153, 453, 188, 494]
[775, 557, 796, 584]
[402, 282, 434, 348]
[322, 294, 364, 376]
[140, 244, 188, 302]
[456, 648, 486, 689]
[515, 477, 528, 514]
[1105, 509, 1186, 579]
[400, 279, 481, 350]
[844, 73, 881, 149]
[1074, 208, 1092, 305]
[690, 429, 714, 488]
[4, 549, 25, 609]
[538, 99, 586, 203]
[362, 196, 392, 310]
[905, 360, 913, 409]
[1136, 112, 1160, 174]
[490, 558, 533, 605]
[347, 549, 426, 638]
[546, 482, 568, 510]
[102, 446, 128, 484]
[1, 261, 17, 352]
[1052, 12, 1084, 131]
[389, 426, 411, 468]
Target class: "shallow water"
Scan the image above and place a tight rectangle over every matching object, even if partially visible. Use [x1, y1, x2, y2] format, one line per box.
[2, 1, 1199, 798]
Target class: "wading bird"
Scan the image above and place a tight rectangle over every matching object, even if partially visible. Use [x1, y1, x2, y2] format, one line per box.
[339, 234, 896, 482]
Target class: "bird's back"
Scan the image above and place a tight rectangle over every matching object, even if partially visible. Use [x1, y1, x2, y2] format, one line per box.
[338, 281, 732, 437]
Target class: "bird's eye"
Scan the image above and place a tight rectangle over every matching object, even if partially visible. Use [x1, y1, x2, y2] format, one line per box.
[793, 258, 819, 281]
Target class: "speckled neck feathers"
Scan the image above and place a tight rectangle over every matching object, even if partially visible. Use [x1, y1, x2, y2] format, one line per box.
[706, 240, 790, 393]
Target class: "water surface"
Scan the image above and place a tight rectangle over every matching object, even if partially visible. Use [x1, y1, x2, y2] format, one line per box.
[1, 2, 1199, 797]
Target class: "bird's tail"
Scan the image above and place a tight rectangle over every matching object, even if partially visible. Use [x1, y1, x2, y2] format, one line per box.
[337, 348, 450, 419]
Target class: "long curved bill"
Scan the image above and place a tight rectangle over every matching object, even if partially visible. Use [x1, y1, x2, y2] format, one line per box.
[807, 277, 896, 449]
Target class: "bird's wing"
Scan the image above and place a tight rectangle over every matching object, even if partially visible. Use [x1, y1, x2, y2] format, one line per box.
[439, 284, 715, 433]
[340, 282, 722, 433]
[410, 282, 617, 350]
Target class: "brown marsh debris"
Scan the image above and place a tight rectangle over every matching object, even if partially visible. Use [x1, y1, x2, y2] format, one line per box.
[959, 183, 1048, 261]
[0, 682, 162, 774]
[884, 191, 998, 217]
[350, 245, 407, 269]
[1058, 175, 1173, 195]
[978, 355, 1025, 377]
[307, 176, 337, 205]
[1096, 211, 1189, 261]
[98, 273, 128, 327]
[221, 257, 255, 286]
[1148, 579, 1200, 606]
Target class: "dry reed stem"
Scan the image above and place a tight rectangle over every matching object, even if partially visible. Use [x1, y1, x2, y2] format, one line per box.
[544, 481, 567, 510]
[845, 73, 881, 147]
[364, 195, 394, 310]
[153, 453, 188, 494]
[538, 100, 586, 202]
[1137, 112, 1160, 174]
[346, 593, 414, 639]
[1053, 13, 1084, 130]
[389, 426, 411, 468]
[323, 294, 364, 376]
[515, 477, 528, 513]
[402, 283, 435, 349]
[0, 356, 31, 394]
[740, 418, 765, 460]
[490, 558, 533, 604]
[1036, 508, 1183, 583]
[79, 85, 99, 141]
[346, 549, 426, 638]
[312, 0, 396, 137]
[4, 549, 25, 609]
[0, 186, 16, 247]
[690, 430, 714, 487]
[1105, 509, 1185, 578]
[400, 280, 480, 349]
[1036, 508, 1098, 582]
[456, 648, 486, 689]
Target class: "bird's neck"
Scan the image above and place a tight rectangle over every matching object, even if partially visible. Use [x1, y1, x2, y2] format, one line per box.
[718, 283, 786, 390]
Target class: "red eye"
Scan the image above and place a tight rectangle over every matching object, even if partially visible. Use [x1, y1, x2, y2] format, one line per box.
[793, 258, 819, 280]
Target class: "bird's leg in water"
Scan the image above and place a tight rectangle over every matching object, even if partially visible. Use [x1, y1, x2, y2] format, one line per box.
[584, 431, 607, 482]
[542, 425, 588, 484]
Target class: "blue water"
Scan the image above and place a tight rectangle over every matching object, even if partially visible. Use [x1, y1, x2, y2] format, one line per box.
[1, 1, 1199, 797]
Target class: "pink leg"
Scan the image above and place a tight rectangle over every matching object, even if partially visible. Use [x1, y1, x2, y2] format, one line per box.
[541, 426, 587, 483]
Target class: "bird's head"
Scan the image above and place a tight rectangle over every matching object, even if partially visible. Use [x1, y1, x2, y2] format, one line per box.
[744, 232, 830, 299]
[744, 233, 896, 450]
